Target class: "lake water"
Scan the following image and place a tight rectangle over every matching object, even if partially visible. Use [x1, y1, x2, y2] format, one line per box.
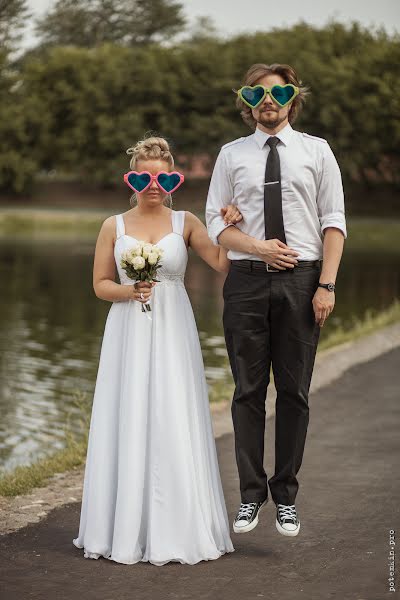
[0, 224, 399, 472]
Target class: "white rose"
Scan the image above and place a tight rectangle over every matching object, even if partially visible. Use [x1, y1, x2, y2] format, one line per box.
[142, 243, 153, 259]
[122, 250, 133, 266]
[131, 243, 142, 257]
[154, 246, 163, 257]
[132, 256, 145, 270]
[147, 252, 159, 265]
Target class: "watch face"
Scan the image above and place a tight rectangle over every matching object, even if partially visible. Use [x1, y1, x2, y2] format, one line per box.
[328, 283, 335, 291]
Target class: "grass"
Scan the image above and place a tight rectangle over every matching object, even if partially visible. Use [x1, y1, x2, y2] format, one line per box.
[0, 391, 91, 497]
[208, 375, 234, 406]
[345, 217, 400, 252]
[0, 209, 108, 238]
[1, 209, 400, 250]
[318, 298, 400, 351]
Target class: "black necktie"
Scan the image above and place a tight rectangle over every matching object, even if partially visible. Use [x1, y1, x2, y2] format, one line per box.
[264, 137, 286, 244]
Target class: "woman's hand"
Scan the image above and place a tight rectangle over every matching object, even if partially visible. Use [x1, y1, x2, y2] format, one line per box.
[220, 204, 243, 225]
[132, 281, 156, 303]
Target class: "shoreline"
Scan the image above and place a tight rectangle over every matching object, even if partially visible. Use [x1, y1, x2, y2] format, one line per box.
[1, 319, 399, 536]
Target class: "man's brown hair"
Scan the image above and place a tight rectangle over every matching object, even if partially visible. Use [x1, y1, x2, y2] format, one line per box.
[236, 63, 309, 129]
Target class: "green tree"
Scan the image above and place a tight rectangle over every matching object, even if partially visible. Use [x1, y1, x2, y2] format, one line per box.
[0, 50, 40, 192]
[17, 44, 147, 183]
[186, 16, 219, 45]
[34, 0, 186, 48]
[2, 21, 399, 194]
[0, 0, 30, 49]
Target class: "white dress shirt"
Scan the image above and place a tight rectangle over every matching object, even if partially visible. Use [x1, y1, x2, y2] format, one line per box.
[205, 123, 347, 261]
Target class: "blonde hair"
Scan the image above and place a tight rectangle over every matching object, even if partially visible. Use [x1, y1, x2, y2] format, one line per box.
[236, 63, 309, 129]
[126, 135, 175, 207]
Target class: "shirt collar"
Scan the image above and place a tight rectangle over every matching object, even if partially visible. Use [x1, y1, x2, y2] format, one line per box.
[253, 122, 294, 148]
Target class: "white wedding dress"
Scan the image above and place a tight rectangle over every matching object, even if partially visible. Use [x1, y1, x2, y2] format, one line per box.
[72, 210, 234, 566]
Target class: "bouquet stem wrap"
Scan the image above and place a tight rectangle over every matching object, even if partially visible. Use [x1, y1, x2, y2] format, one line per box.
[120, 241, 164, 322]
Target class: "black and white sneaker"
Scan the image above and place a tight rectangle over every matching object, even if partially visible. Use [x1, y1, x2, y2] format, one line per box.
[276, 503, 300, 536]
[233, 499, 268, 534]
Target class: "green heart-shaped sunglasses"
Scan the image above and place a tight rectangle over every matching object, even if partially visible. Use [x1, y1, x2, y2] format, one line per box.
[236, 84, 299, 109]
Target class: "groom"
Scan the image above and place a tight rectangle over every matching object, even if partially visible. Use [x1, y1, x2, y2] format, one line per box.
[206, 63, 346, 536]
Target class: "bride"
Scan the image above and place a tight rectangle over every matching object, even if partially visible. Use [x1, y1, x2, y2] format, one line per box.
[72, 136, 243, 566]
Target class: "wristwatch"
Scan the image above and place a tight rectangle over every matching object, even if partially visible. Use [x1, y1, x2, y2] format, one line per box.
[318, 282, 335, 292]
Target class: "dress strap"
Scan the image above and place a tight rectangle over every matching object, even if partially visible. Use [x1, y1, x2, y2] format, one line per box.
[172, 210, 185, 236]
[115, 214, 125, 238]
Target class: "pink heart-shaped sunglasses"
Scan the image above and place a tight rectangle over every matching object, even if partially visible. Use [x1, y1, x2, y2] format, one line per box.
[124, 171, 184, 194]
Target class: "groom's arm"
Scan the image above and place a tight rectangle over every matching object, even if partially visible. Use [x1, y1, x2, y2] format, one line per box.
[206, 148, 265, 255]
[205, 150, 237, 244]
[205, 148, 298, 264]
[217, 225, 261, 255]
[213, 205, 301, 267]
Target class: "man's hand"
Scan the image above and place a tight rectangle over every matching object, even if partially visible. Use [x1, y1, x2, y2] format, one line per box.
[312, 287, 335, 327]
[253, 238, 299, 270]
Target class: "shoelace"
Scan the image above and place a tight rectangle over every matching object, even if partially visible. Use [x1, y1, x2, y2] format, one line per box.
[277, 504, 297, 522]
[236, 502, 257, 520]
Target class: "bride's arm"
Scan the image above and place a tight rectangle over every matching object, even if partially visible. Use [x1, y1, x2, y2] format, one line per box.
[186, 208, 242, 273]
[93, 216, 153, 303]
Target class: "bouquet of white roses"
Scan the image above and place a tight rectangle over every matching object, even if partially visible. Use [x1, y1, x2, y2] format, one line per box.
[120, 242, 164, 314]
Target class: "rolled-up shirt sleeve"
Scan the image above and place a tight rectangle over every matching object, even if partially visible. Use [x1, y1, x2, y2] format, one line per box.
[205, 149, 235, 245]
[317, 143, 347, 239]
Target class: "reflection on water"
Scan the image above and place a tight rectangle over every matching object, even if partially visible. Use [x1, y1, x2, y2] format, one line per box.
[0, 232, 399, 472]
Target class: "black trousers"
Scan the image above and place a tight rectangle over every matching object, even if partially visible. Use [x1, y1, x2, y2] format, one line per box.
[222, 260, 321, 506]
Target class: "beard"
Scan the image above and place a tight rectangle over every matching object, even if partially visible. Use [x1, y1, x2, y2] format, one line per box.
[256, 108, 288, 130]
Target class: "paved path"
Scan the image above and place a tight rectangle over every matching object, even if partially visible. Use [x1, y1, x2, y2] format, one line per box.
[1, 348, 399, 600]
